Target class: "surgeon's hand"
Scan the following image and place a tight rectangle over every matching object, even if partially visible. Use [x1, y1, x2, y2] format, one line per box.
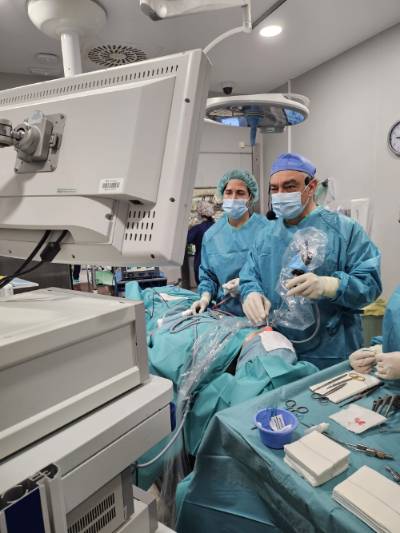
[349, 345, 382, 373]
[375, 352, 400, 380]
[190, 292, 211, 315]
[286, 273, 339, 300]
[243, 292, 271, 325]
[222, 277, 240, 297]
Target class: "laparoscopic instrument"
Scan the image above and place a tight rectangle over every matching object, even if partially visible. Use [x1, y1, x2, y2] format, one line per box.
[372, 394, 400, 417]
[385, 466, 400, 483]
[338, 383, 383, 407]
[323, 434, 393, 460]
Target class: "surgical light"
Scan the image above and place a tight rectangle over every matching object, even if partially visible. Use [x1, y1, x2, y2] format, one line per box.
[259, 24, 282, 37]
[205, 93, 309, 144]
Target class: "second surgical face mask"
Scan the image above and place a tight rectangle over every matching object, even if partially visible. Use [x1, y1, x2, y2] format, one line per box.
[222, 199, 248, 220]
[272, 186, 311, 220]
[271, 192, 303, 219]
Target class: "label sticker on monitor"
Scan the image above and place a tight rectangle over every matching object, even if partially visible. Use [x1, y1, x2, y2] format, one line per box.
[99, 178, 124, 193]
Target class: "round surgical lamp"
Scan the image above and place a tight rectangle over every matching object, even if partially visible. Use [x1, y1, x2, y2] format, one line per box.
[205, 93, 309, 145]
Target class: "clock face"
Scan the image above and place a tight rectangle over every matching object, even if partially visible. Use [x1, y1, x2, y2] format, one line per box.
[388, 121, 400, 156]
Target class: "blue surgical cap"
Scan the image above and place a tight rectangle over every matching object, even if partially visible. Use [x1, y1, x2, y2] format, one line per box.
[217, 169, 259, 202]
[270, 153, 316, 178]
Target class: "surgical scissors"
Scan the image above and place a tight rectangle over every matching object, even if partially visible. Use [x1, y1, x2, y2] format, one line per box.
[325, 372, 365, 390]
[313, 372, 365, 394]
[285, 400, 309, 414]
[311, 392, 330, 404]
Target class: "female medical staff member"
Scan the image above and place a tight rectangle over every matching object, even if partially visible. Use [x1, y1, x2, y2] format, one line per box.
[350, 285, 400, 379]
[190, 169, 268, 316]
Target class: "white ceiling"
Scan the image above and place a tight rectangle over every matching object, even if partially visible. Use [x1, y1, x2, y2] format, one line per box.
[1, 0, 400, 94]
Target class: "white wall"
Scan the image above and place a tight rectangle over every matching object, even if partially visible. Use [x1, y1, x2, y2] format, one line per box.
[263, 23, 400, 297]
[196, 122, 268, 213]
[196, 122, 253, 187]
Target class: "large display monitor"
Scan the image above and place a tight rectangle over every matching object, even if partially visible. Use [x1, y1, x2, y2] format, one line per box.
[0, 50, 210, 265]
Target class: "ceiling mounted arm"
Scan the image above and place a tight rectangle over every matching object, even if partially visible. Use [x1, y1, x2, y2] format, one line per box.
[140, 0, 249, 21]
[204, 3, 251, 55]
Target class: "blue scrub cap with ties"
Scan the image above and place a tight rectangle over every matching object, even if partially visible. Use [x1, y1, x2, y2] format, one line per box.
[270, 153, 316, 178]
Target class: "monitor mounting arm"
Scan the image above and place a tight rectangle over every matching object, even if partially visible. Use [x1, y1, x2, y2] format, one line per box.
[0, 111, 64, 174]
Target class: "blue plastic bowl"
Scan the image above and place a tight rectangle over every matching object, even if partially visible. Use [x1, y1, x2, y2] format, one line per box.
[254, 407, 298, 449]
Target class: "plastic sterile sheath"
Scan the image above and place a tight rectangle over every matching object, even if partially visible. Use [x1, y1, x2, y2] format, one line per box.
[272, 227, 328, 332]
[151, 315, 251, 528]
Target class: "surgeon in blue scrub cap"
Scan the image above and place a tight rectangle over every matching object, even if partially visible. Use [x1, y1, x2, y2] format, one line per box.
[240, 152, 382, 369]
[190, 169, 268, 316]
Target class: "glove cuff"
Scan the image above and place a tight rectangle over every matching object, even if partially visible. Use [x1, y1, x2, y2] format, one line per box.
[371, 344, 383, 355]
[322, 276, 340, 298]
[200, 292, 211, 304]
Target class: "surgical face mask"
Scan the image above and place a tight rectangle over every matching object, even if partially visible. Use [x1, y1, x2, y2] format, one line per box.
[222, 199, 248, 220]
[271, 186, 311, 220]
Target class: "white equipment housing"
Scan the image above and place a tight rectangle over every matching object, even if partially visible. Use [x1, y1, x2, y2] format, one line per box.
[0, 368, 173, 533]
[0, 288, 150, 459]
[0, 50, 210, 266]
[0, 288, 174, 532]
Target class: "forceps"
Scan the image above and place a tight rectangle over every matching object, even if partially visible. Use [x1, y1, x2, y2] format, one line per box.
[325, 372, 365, 390]
[313, 372, 365, 393]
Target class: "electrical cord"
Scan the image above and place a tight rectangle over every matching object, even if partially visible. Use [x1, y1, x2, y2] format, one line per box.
[12, 261, 48, 278]
[136, 400, 191, 469]
[0, 230, 68, 289]
[289, 304, 321, 345]
[137, 319, 245, 470]
[145, 287, 171, 319]
[169, 315, 217, 334]
[0, 230, 51, 289]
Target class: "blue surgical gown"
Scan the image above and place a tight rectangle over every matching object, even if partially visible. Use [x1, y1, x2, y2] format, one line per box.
[198, 212, 268, 315]
[383, 285, 400, 352]
[240, 207, 382, 369]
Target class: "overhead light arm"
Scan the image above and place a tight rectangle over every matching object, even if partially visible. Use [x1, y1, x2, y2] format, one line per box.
[140, 0, 249, 20]
[140, 0, 252, 58]
[203, 3, 251, 55]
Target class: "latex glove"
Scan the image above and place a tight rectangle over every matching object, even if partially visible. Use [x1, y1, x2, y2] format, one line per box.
[190, 292, 211, 315]
[349, 345, 382, 373]
[243, 292, 271, 325]
[222, 277, 240, 297]
[286, 273, 339, 300]
[375, 352, 400, 380]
